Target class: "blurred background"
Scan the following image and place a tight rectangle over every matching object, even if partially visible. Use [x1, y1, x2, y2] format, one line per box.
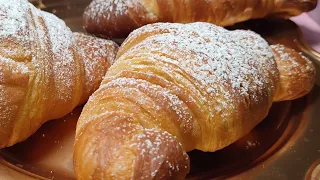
[291, 2, 320, 52]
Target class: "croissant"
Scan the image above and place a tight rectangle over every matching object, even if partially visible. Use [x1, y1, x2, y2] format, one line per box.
[0, 0, 119, 148]
[73, 22, 315, 179]
[83, 0, 317, 38]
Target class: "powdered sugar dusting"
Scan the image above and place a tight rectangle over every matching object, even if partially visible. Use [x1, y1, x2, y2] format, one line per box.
[83, 0, 160, 37]
[76, 22, 285, 178]
[271, 44, 314, 74]
[0, 57, 29, 133]
[0, 0, 34, 127]
[93, 22, 280, 156]
[0, 0, 29, 39]
[0, 56, 30, 78]
[74, 32, 118, 96]
[0, 0, 34, 60]
[272, 44, 299, 68]
[40, 11, 76, 101]
[101, 77, 195, 136]
[1, 0, 78, 102]
[0, 86, 12, 133]
[270, 44, 315, 101]
[41, 12, 74, 61]
[120, 22, 277, 118]
[0, 0, 88, 146]
[161, 91, 193, 130]
[132, 128, 188, 178]
[84, 0, 136, 22]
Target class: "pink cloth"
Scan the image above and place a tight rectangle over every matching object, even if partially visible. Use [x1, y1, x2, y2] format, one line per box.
[291, 2, 320, 52]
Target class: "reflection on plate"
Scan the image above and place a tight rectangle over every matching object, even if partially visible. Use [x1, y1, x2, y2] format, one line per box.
[0, 99, 298, 180]
[0, 0, 320, 179]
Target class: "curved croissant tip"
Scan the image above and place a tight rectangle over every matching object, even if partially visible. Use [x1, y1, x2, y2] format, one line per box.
[273, 0, 318, 17]
[295, 0, 318, 12]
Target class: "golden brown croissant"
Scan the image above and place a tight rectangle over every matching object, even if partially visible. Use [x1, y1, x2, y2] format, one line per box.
[83, 0, 317, 38]
[73, 22, 315, 179]
[74, 22, 315, 179]
[0, 0, 119, 148]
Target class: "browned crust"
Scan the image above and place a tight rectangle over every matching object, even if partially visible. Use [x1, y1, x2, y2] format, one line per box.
[272, 44, 316, 101]
[0, 1, 118, 148]
[83, 0, 317, 38]
[74, 32, 119, 104]
[74, 22, 316, 179]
